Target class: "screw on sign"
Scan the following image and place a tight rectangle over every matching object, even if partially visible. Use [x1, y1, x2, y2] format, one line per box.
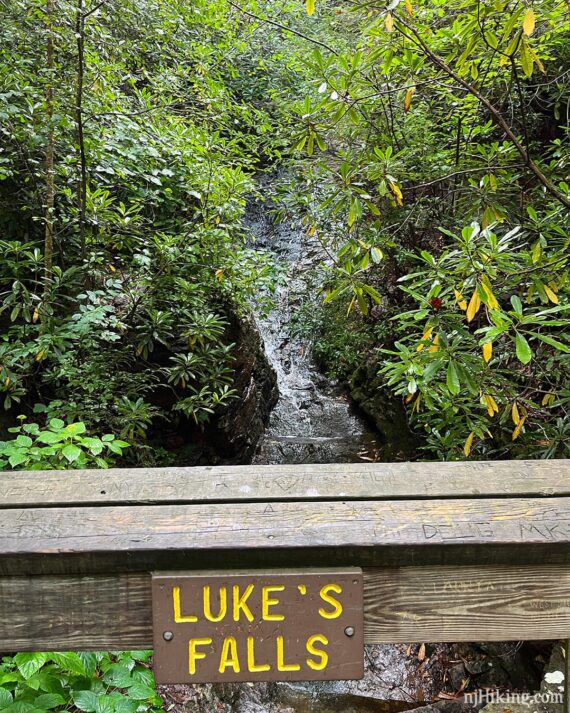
[152, 569, 364, 684]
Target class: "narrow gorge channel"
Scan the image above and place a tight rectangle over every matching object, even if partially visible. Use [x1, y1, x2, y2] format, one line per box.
[248, 187, 384, 467]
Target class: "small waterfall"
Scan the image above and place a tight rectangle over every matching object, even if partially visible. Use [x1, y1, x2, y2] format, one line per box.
[246, 186, 384, 466]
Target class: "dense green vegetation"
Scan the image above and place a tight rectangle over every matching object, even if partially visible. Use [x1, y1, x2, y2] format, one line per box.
[284, 0, 570, 459]
[1, 0, 290, 464]
[0, 0, 568, 463]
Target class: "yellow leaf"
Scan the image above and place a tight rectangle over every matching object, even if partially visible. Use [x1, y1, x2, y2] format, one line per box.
[385, 12, 394, 31]
[4, 377, 10, 387]
[481, 275, 500, 310]
[454, 289, 467, 311]
[512, 402, 520, 425]
[483, 342, 492, 363]
[544, 285, 558, 304]
[463, 431, 475, 457]
[412, 394, 421, 413]
[404, 86, 415, 112]
[523, 7, 535, 36]
[483, 394, 499, 417]
[389, 181, 403, 206]
[405, 0, 414, 16]
[405, 392, 414, 403]
[108, 264, 116, 273]
[35, 350, 45, 362]
[307, 224, 316, 236]
[528, 45, 545, 73]
[512, 414, 527, 441]
[215, 269, 224, 282]
[428, 333, 440, 353]
[417, 325, 433, 351]
[32, 308, 39, 323]
[466, 288, 481, 322]
[306, 0, 316, 16]
[542, 392, 555, 406]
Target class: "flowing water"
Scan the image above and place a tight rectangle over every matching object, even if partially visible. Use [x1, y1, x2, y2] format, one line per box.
[247, 190, 384, 466]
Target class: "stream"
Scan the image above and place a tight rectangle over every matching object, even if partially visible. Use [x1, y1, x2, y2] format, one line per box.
[248, 186, 383, 467]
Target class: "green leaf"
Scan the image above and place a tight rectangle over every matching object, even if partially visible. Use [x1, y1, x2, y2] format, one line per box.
[515, 333, 532, 364]
[124, 683, 156, 701]
[370, 247, 383, 263]
[32, 694, 65, 710]
[64, 422, 87, 436]
[131, 667, 154, 687]
[50, 652, 87, 676]
[72, 691, 98, 712]
[95, 695, 115, 713]
[14, 653, 48, 679]
[527, 332, 570, 353]
[62, 444, 82, 463]
[510, 295, 523, 315]
[48, 419, 65, 431]
[15, 435, 33, 448]
[0, 688, 13, 708]
[102, 665, 133, 689]
[8, 453, 27, 468]
[78, 652, 99, 678]
[446, 361, 460, 395]
[36, 431, 63, 445]
[112, 700, 138, 713]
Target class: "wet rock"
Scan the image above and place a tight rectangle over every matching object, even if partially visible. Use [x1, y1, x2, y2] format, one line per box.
[349, 359, 419, 461]
[477, 643, 564, 713]
[214, 312, 278, 462]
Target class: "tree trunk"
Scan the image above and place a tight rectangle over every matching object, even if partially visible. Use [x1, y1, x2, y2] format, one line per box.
[43, 0, 55, 314]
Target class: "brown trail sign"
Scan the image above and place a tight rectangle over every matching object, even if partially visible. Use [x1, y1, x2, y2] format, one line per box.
[0, 460, 569, 686]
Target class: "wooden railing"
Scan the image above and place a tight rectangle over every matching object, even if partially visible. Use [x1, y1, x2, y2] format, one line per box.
[1, 460, 569, 653]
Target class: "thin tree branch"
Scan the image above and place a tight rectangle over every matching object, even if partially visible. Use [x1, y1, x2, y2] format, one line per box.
[225, 0, 339, 56]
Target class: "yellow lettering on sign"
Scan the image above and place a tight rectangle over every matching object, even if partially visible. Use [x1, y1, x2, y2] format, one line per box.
[219, 636, 240, 673]
[203, 585, 227, 622]
[276, 635, 300, 672]
[232, 584, 254, 622]
[262, 585, 285, 621]
[306, 634, 329, 670]
[173, 586, 198, 623]
[247, 636, 270, 672]
[188, 638, 212, 674]
[318, 584, 343, 619]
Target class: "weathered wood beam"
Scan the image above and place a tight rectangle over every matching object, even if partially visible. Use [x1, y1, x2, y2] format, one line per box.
[2, 460, 569, 508]
[2, 565, 570, 651]
[1, 497, 569, 574]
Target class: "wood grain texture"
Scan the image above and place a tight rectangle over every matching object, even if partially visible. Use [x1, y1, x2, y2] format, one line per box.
[2, 460, 569, 508]
[2, 565, 570, 651]
[1, 496, 569, 574]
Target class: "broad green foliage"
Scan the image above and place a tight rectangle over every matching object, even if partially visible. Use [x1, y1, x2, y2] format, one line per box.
[379, 222, 569, 458]
[0, 416, 129, 469]
[0, 0, 291, 459]
[284, 0, 569, 458]
[0, 650, 162, 713]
